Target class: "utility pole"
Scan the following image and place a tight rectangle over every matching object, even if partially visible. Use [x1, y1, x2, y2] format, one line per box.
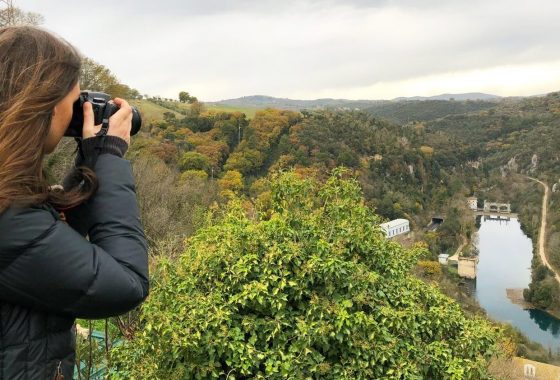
[238, 122, 241, 145]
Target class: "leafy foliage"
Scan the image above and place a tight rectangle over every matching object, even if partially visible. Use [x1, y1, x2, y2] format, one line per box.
[418, 260, 442, 277]
[179, 91, 198, 104]
[524, 264, 560, 309]
[218, 170, 244, 195]
[224, 109, 300, 176]
[80, 58, 141, 99]
[180, 151, 211, 173]
[111, 170, 501, 379]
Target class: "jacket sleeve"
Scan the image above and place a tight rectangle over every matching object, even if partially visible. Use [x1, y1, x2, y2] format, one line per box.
[0, 153, 149, 319]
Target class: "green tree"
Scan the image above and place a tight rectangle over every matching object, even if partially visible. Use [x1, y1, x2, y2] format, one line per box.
[111, 170, 502, 379]
[179, 91, 191, 103]
[180, 151, 210, 172]
[217, 170, 244, 195]
[337, 148, 359, 168]
[224, 148, 264, 175]
[179, 91, 198, 104]
[189, 100, 205, 117]
[163, 111, 176, 123]
[80, 58, 139, 99]
[180, 169, 208, 182]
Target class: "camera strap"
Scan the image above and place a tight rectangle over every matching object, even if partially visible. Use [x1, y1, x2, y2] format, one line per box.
[88, 135, 107, 170]
[95, 103, 113, 137]
[74, 135, 106, 171]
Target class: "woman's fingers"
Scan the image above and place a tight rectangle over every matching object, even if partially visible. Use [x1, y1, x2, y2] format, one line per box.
[82, 102, 102, 138]
[107, 98, 132, 144]
[109, 98, 133, 125]
[82, 98, 132, 144]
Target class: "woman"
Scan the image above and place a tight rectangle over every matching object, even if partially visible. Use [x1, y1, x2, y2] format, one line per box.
[0, 26, 149, 379]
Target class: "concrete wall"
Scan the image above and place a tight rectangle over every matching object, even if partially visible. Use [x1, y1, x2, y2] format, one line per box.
[513, 357, 560, 379]
[483, 201, 511, 213]
[458, 257, 478, 279]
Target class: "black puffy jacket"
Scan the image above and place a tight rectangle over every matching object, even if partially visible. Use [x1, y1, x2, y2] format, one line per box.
[0, 140, 149, 379]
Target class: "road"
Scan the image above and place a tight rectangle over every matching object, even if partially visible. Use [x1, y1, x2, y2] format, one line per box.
[527, 177, 560, 284]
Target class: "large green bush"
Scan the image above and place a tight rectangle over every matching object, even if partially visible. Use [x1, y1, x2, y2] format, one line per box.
[111, 170, 501, 379]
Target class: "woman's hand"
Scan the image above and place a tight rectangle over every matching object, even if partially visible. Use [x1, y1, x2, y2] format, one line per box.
[82, 98, 132, 145]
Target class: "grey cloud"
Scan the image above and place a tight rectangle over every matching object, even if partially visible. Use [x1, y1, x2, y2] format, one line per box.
[30, 0, 476, 18]
[15, 0, 560, 100]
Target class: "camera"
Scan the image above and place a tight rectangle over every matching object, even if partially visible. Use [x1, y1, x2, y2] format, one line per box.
[65, 91, 142, 137]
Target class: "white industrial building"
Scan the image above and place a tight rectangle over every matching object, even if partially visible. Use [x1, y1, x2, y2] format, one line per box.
[380, 219, 410, 238]
[438, 254, 450, 265]
[467, 197, 478, 210]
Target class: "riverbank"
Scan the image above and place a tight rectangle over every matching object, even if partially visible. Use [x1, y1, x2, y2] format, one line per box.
[475, 216, 560, 351]
[505, 288, 560, 319]
[448, 215, 560, 326]
[415, 265, 560, 365]
[548, 307, 560, 320]
[507, 288, 533, 309]
[412, 212, 560, 359]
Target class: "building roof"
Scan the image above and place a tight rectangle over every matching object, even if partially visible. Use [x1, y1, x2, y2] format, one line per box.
[380, 219, 409, 229]
[513, 357, 560, 378]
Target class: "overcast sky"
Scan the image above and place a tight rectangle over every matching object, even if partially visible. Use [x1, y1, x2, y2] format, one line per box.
[15, 0, 560, 101]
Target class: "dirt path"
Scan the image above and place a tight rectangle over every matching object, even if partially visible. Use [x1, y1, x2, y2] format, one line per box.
[527, 176, 560, 284]
[448, 235, 468, 262]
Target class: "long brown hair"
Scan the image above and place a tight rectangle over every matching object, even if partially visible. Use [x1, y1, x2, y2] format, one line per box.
[0, 26, 96, 214]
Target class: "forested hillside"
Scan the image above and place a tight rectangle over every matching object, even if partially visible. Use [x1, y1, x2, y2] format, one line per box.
[121, 100, 478, 258]
[422, 92, 560, 313]
[365, 99, 497, 124]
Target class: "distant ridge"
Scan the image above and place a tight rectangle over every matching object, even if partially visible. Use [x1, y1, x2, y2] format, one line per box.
[209, 93, 501, 110]
[393, 92, 501, 101]
[209, 95, 383, 110]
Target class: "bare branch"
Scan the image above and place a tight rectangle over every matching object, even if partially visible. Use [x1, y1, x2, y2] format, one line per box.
[0, 0, 44, 27]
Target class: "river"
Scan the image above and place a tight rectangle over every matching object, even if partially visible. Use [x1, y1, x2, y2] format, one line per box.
[474, 216, 560, 350]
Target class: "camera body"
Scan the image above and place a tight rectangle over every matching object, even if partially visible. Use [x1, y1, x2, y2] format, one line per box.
[65, 91, 142, 137]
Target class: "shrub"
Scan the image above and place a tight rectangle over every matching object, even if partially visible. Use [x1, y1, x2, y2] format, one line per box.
[111, 169, 501, 379]
[418, 260, 442, 277]
[420, 145, 435, 156]
[218, 170, 244, 195]
[180, 169, 209, 182]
